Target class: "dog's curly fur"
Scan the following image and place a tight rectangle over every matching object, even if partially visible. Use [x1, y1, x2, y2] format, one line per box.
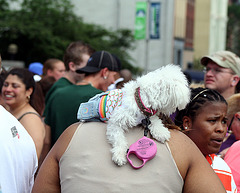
[106, 64, 191, 166]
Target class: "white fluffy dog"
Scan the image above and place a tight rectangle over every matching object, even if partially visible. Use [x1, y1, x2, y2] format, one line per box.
[78, 64, 190, 166]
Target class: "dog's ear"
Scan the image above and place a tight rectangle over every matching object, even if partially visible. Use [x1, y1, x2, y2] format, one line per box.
[136, 64, 190, 114]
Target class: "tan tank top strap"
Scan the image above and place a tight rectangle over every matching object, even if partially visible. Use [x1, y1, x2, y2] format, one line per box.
[165, 142, 183, 179]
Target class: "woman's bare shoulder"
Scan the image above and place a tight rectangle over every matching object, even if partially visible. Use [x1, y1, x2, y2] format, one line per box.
[169, 129, 196, 148]
[168, 129, 207, 160]
[20, 111, 44, 128]
[18, 105, 42, 121]
[168, 129, 207, 177]
[53, 122, 81, 160]
[168, 129, 226, 193]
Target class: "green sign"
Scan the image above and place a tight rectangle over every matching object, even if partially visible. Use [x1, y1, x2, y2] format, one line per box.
[134, 2, 147, 40]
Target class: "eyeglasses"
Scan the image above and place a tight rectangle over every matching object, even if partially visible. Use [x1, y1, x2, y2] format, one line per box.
[203, 67, 235, 75]
[228, 116, 240, 132]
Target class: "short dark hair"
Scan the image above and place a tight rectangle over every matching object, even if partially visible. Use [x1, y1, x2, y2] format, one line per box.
[43, 58, 63, 76]
[0, 75, 4, 94]
[5, 68, 35, 105]
[63, 41, 95, 71]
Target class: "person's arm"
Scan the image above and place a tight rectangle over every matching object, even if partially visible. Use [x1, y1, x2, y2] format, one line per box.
[169, 129, 226, 193]
[219, 147, 230, 159]
[32, 123, 79, 193]
[20, 114, 45, 159]
[38, 124, 52, 168]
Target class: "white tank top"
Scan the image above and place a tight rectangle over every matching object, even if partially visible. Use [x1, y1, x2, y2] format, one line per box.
[59, 122, 183, 193]
[0, 106, 38, 193]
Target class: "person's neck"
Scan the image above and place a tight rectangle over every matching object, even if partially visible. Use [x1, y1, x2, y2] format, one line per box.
[64, 71, 77, 84]
[82, 76, 97, 88]
[77, 79, 93, 86]
[220, 89, 235, 100]
[10, 102, 29, 117]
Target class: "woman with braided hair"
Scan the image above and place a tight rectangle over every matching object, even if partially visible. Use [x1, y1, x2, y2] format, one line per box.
[175, 87, 237, 193]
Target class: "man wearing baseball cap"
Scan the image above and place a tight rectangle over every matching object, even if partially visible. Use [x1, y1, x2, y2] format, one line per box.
[44, 50, 119, 151]
[76, 50, 120, 91]
[201, 50, 240, 99]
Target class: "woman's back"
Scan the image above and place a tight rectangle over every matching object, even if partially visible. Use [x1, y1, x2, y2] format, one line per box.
[32, 121, 226, 193]
[60, 122, 183, 193]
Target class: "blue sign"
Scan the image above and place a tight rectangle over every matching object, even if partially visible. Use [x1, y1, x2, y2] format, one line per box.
[149, 2, 161, 39]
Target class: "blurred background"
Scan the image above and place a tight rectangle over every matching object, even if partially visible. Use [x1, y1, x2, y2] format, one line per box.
[0, 0, 239, 82]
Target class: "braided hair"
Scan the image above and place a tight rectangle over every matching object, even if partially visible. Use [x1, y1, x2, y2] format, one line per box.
[174, 87, 227, 130]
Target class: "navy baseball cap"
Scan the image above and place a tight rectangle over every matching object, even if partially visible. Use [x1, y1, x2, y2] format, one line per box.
[76, 51, 120, 74]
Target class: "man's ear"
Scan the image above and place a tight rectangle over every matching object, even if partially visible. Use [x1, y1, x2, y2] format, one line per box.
[182, 116, 192, 130]
[101, 67, 109, 78]
[47, 69, 53, 76]
[68, 62, 76, 71]
[231, 75, 239, 86]
[234, 112, 240, 120]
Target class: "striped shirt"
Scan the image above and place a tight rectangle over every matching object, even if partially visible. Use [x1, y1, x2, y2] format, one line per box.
[206, 154, 237, 193]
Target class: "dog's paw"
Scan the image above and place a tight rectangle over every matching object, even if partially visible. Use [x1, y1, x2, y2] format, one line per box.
[151, 128, 171, 143]
[111, 149, 128, 166]
[149, 117, 171, 143]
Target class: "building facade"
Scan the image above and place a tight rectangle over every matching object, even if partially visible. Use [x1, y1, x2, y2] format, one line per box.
[71, 0, 175, 73]
[194, 0, 228, 60]
[71, 0, 228, 72]
[173, 0, 195, 70]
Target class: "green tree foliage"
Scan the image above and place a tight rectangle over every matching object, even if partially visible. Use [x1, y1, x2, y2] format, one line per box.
[226, 4, 240, 56]
[0, 0, 141, 74]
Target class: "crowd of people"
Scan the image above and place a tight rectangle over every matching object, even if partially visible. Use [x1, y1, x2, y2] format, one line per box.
[1, 42, 240, 192]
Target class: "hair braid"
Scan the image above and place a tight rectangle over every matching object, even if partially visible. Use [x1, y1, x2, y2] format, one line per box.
[174, 87, 227, 130]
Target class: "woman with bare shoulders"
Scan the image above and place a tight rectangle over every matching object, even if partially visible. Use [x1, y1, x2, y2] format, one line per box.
[175, 87, 237, 193]
[33, 117, 226, 193]
[1, 68, 45, 159]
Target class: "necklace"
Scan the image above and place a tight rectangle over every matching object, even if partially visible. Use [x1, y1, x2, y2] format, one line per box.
[78, 80, 93, 86]
[207, 154, 214, 167]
